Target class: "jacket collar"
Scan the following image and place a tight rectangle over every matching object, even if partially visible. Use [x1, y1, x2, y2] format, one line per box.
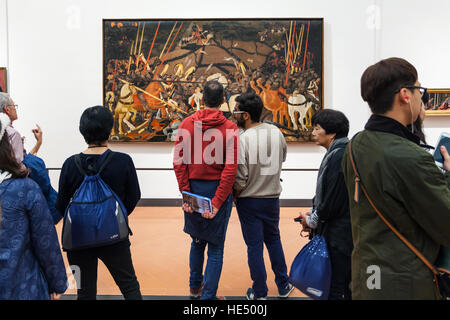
[364, 114, 421, 146]
[0, 170, 12, 184]
[328, 136, 349, 152]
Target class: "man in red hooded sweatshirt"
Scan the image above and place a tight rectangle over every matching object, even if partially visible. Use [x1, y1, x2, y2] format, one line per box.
[173, 80, 238, 300]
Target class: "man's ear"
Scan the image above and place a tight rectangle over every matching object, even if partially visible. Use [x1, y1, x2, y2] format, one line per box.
[399, 88, 410, 104]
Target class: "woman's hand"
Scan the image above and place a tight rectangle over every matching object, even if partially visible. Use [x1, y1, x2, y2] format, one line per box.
[50, 293, 62, 300]
[297, 211, 311, 228]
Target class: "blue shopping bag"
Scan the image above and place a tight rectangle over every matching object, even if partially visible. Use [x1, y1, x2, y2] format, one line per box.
[289, 235, 331, 300]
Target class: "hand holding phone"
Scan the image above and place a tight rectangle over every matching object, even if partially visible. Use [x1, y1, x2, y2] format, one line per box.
[433, 133, 450, 170]
[440, 145, 450, 171]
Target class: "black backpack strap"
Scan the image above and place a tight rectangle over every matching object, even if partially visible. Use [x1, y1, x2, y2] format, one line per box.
[97, 150, 115, 174]
[74, 154, 87, 176]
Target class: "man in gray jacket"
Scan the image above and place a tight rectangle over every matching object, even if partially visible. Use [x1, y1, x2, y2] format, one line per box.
[232, 92, 293, 300]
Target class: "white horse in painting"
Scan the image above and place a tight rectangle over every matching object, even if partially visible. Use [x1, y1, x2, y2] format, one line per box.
[219, 94, 239, 113]
[112, 83, 138, 135]
[288, 91, 315, 131]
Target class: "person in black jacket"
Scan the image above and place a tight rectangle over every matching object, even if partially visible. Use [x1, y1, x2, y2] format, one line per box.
[56, 106, 142, 300]
[297, 109, 353, 300]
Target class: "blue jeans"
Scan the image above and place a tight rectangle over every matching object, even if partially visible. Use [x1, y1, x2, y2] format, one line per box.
[236, 198, 289, 298]
[187, 180, 232, 300]
[189, 236, 226, 300]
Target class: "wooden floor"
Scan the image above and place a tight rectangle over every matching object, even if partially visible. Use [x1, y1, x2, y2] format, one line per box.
[55, 207, 310, 298]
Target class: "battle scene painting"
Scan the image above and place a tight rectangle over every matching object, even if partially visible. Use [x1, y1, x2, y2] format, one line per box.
[103, 19, 324, 142]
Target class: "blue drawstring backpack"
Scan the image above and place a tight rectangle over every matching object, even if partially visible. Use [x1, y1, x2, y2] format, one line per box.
[61, 150, 131, 251]
[289, 234, 332, 300]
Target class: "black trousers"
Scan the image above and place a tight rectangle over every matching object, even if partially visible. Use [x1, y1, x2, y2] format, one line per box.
[67, 239, 142, 300]
[328, 247, 352, 300]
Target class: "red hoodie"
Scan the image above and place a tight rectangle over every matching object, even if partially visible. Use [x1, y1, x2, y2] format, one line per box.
[173, 108, 239, 209]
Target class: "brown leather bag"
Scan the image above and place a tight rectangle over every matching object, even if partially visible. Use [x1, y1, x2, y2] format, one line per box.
[348, 138, 450, 300]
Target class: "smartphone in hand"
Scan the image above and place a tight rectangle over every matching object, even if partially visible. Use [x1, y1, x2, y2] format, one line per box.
[434, 133, 450, 168]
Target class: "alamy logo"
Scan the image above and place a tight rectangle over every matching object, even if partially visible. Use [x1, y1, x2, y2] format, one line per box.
[366, 265, 381, 290]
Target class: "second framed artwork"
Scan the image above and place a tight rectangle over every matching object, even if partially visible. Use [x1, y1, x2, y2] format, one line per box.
[103, 18, 324, 142]
[425, 88, 450, 116]
[0, 67, 7, 93]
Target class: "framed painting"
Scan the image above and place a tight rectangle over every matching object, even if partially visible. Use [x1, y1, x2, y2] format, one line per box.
[103, 18, 324, 142]
[426, 89, 450, 116]
[0, 67, 6, 93]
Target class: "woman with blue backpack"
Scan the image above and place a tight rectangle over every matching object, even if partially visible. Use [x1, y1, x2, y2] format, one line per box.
[55, 106, 142, 300]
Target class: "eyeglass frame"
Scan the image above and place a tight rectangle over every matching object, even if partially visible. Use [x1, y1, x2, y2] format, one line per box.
[6, 104, 18, 109]
[395, 86, 427, 96]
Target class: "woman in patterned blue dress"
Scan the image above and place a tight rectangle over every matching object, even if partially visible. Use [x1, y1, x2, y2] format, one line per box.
[0, 114, 67, 300]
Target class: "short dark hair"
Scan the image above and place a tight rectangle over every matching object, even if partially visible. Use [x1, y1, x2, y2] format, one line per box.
[311, 109, 349, 139]
[79, 106, 114, 144]
[361, 57, 418, 114]
[203, 80, 224, 108]
[235, 92, 263, 122]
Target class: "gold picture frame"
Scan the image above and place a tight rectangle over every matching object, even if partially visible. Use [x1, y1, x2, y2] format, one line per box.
[425, 88, 450, 116]
[103, 18, 324, 142]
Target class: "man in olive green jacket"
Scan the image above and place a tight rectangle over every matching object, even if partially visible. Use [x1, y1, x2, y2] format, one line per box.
[342, 57, 450, 300]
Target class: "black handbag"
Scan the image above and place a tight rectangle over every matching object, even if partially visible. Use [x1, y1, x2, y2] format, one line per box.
[348, 139, 450, 300]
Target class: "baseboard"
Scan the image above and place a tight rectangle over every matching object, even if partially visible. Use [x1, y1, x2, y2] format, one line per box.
[137, 199, 312, 207]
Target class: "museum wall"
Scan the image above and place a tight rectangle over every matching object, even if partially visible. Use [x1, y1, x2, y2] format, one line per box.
[0, 0, 448, 202]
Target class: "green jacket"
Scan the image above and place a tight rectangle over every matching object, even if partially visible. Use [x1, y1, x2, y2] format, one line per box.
[342, 128, 450, 300]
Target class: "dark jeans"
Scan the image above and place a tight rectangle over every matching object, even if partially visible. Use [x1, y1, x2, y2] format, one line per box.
[67, 239, 142, 300]
[186, 179, 233, 300]
[328, 246, 352, 300]
[236, 198, 289, 298]
[189, 236, 229, 300]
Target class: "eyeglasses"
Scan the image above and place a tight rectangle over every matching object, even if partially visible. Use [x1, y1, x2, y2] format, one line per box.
[397, 86, 427, 96]
[232, 111, 246, 114]
[7, 104, 18, 109]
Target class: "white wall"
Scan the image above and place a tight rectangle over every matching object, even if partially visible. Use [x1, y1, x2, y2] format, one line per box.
[1, 0, 448, 200]
[0, 0, 8, 72]
[377, 0, 450, 147]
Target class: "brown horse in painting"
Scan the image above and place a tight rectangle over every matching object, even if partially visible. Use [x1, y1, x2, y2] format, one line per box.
[250, 78, 291, 129]
[140, 77, 168, 119]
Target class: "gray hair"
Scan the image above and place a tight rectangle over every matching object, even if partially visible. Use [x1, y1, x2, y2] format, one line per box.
[0, 93, 12, 112]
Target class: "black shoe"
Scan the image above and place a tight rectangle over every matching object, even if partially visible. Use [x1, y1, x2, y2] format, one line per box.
[246, 288, 267, 300]
[278, 283, 294, 299]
